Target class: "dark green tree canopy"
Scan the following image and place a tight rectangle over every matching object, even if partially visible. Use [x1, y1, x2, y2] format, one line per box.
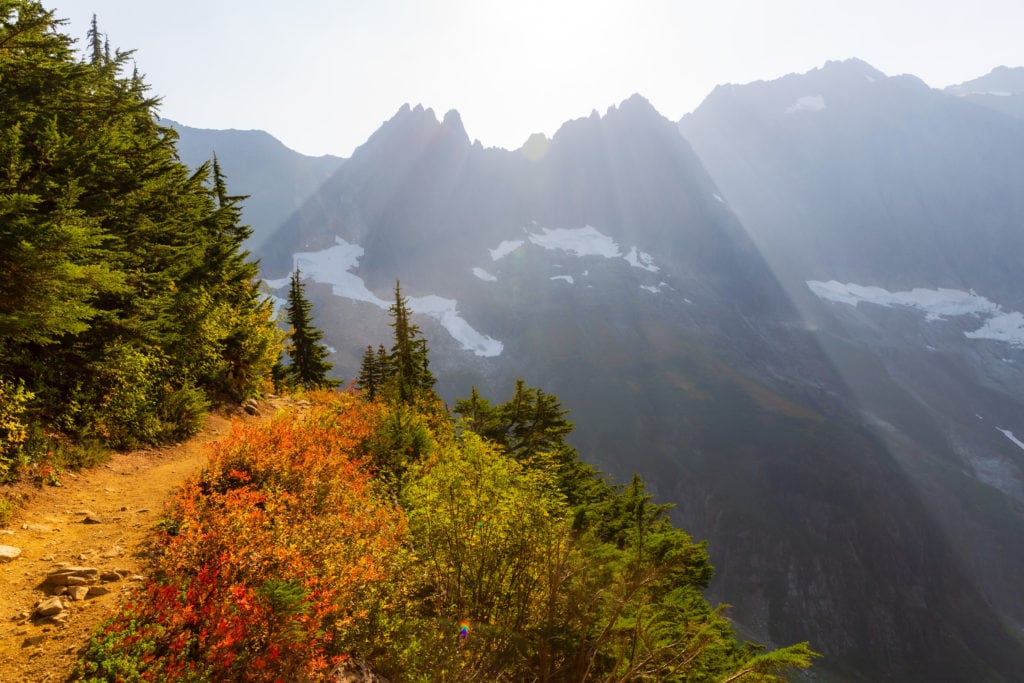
[386, 280, 435, 405]
[284, 266, 338, 390]
[0, 2, 281, 450]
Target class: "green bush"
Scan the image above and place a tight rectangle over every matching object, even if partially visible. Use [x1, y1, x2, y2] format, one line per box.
[157, 384, 209, 442]
[0, 497, 12, 528]
[0, 378, 33, 479]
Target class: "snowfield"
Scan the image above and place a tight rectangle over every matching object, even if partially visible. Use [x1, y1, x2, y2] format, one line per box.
[266, 236, 504, 357]
[785, 95, 826, 114]
[807, 281, 1024, 347]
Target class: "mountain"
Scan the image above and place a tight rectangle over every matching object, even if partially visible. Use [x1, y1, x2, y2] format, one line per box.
[946, 66, 1024, 119]
[682, 58, 1024, 679]
[253, 90, 1024, 680]
[164, 120, 344, 251]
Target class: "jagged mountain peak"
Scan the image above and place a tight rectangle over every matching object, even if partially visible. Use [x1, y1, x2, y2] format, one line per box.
[551, 93, 674, 146]
[351, 101, 473, 162]
[816, 57, 886, 82]
[441, 108, 470, 144]
[609, 92, 659, 116]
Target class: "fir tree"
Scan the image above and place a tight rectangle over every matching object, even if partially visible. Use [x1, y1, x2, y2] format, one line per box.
[356, 345, 381, 400]
[284, 267, 338, 390]
[376, 343, 391, 382]
[387, 280, 435, 404]
[0, 1, 281, 446]
[87, 13, 103, 64]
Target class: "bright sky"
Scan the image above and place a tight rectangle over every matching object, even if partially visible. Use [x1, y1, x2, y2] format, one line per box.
[55, 0, 1024, 158]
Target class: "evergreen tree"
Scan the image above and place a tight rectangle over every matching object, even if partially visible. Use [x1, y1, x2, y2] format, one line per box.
[356, 345, 381, 400]
[284, 267, 338, 390]
[376, 343, 391, 382]
[1, 2, 281, 447]
[87, 13, 103, 64]
[387, 280, 435, 404]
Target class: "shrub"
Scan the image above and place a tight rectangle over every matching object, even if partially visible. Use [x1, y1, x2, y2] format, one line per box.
[0, 497, 12, 528]
[77, 393, 407, 681]
[0, 378, 33, 480]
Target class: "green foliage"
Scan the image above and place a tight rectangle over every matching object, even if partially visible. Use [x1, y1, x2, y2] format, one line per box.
[156, 384, 210, 442]
[356, 344, 389, 401]
[0, 378, 33, 478]
[19, 428, 109, 476]
[73, 384, 816, 681]
[456, 380, 574, 461]
[395, 431, 575, 679]
[0, 497, 11, 527]
[386, 280, 435, 405]
[0, 2, 281, 454]
[360, 403, 435, 489]
[442, 381, 819, 681]
[284, 266, 339, 390]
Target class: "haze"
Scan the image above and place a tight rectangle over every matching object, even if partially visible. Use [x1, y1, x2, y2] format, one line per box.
[56, 1, 1024, 157]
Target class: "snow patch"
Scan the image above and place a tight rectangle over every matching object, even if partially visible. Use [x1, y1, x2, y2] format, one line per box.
[489, 240, 525, 261]
[807, 281, 1024, 347]
[997, 428, 1024, 452]
[965, 311, 1024, 346]
[625, 246, 660, 273]
[472, 267, 498, 282]
[528, 225, 621, 258]
[550, 275, 574, 284]
[266, 236, 503, 357]
[407, 295, 504, 358]
[713, 193, 725, 204]
[785, 95, 826, 114]
[641, 282, 672, 294]
[265, 236, 387, 307]
[489, 224, 661, 275]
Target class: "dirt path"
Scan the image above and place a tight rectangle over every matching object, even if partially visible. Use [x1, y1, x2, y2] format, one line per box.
[0, 398, 297, 682]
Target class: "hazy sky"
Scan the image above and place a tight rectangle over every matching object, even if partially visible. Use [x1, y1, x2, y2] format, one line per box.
[55, 0, 1024, 157]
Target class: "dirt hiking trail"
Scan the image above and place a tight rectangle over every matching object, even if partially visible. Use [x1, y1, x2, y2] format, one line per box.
[0, 397, 301, 682]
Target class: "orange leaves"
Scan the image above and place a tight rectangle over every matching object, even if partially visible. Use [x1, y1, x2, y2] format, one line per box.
[79, 393, 407, 681]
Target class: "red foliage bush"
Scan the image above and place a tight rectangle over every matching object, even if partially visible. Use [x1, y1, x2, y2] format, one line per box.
[78, 393, 407, 681]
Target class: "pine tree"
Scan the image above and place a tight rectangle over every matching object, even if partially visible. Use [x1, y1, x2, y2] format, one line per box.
[376, 343, 391, 382]
[284, 267, 338, 390]
[87, 13, 103, 65]
[387, 280, 435, 404]
[0, 2, 281, 447]
[356, 345, 380, 400]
